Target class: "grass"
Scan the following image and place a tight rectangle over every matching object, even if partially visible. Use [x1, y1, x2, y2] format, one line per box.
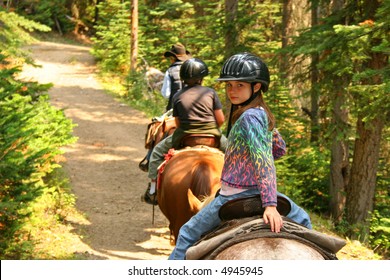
[18, 168, 90, 259]
[310, 213, 382, 260]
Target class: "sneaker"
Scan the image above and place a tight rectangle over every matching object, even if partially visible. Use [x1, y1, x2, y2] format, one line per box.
[141, 184, 157, 205]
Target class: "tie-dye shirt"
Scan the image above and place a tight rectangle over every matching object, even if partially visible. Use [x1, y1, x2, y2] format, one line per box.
[221, 107, 277, 207]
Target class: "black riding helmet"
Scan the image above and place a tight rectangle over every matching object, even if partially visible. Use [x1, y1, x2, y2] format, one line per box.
[180, 58, 209, 80]
[218, 53, 271, 136]
[216, 52, 270, 92]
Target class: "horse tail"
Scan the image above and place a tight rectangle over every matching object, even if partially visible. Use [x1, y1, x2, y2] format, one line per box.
[190, 160, 213, 201]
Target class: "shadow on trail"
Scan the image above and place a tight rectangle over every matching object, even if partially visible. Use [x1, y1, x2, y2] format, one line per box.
[54, 84, 173, 259]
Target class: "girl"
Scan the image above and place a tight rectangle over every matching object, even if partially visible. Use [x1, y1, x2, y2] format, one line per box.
[168, 53, 311, 260]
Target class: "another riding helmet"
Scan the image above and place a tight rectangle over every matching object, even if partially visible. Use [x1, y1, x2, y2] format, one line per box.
[180, 58, 209, 80]
[216, 53, 270, 92]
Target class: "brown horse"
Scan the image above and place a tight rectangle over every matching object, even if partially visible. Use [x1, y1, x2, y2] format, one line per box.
[139, 115, 176, 172]
[157, 146, 224, 244]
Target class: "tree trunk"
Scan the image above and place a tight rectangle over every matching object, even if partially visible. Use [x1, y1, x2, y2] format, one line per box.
[223, 0, 238, 122]
[346, 116, 384, 233]
[329, 87, 349, 222]
[94, 0, 101, 24]
[224, 0, 238, 59]
[309, 2, 320, 143]
[281, 0, 311, 111]
[329, 0, 349, 223]
[345, 0, 387, 237]
[130, 0, 138, 72]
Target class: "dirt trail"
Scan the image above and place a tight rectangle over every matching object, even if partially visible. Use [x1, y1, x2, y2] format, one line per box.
[21, 41, 173, 260]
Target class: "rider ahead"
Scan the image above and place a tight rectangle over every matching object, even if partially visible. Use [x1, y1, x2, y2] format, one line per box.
[142, 58, 225, 205]
[162, 43, 191, 111]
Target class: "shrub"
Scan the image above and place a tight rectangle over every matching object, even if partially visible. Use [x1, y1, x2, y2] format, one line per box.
[0, 55, 76, 258]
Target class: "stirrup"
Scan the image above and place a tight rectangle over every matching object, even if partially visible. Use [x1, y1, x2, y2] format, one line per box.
[141, 183, 157, 205]
[139, 157, 149, 172]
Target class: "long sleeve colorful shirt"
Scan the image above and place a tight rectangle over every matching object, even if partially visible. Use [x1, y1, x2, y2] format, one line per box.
[220, 107, 277, 207]
[272, 128, 286, 160]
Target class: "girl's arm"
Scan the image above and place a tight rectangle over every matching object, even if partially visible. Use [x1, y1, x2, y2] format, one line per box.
[241, 111, 283, 232]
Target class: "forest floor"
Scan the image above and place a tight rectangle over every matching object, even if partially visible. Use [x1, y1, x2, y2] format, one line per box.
[19, 38, 382, 261]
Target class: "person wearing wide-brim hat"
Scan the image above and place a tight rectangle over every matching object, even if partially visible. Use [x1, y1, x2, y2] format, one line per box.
[163, 43, 192, 61]
[161, 43, 192, 111]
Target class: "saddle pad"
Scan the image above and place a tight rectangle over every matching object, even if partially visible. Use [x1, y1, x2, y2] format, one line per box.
[218, 195, 291, 221]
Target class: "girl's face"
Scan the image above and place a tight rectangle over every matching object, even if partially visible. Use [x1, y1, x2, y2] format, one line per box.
[225, 81, 261, 105]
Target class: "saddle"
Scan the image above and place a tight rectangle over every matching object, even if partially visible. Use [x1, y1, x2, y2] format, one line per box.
[179, 134, 220, 149]
[186, 216, 345, 260]
[218, 194, 292, 221]
[185, 195, 346, 260]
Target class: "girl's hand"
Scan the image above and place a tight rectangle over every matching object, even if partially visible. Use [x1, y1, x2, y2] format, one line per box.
[263, 206, 283, 233]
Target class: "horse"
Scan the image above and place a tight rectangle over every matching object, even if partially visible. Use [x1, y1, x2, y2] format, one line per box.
[156, 146, 224, 244]
[138, 113, 176, 172]
[145, 66, 164, 93]
[211, 238, 326, 259]
[157, 175, 346, 260]
[183, 196, 346, 260]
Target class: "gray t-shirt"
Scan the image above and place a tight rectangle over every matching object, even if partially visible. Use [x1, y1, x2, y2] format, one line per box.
[172, 85, 222, 124]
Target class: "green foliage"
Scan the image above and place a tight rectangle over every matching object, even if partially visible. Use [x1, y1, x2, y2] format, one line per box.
[0, 9, 50, 60]
[370, 135, 390, 258]
[125, 70, 167, 116]
[92, 0, 284, 116]
[0, 54, 77, 259]
[14, 0, 73, 34]
[370, 210, 390, 258]
[137, 0, 283, 82]
[284, 0, 389, 256]
[91, 0, 131, 73]
[277, 146, 330, 213]
[22, 169, 79, 259]
[138, 0, 197, 70]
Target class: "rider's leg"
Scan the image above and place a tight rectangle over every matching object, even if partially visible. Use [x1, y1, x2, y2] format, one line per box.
[142, 135, 173, 205]
[277, 192, 312, 229]
[148, 134, 173, 183]
[169, 188, 259, 260]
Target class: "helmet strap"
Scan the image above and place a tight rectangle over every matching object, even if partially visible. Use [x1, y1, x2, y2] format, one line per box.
[226, 103, 236, 137]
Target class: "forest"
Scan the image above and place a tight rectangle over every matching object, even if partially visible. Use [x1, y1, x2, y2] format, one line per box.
[0, 0, 388, 259]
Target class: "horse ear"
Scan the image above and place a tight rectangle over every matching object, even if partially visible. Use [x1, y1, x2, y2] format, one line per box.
[187, 188, 202, 213]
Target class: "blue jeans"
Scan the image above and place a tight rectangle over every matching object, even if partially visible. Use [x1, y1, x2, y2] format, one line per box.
[168, 189, 312, 260]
